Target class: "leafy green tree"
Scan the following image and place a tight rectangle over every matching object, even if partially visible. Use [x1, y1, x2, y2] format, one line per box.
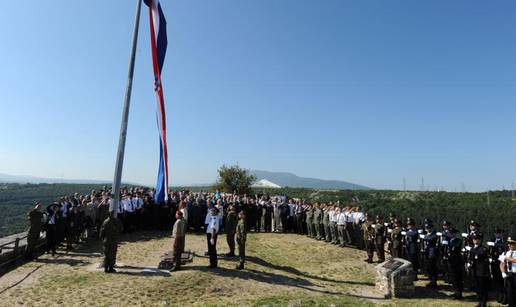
[214, 164, 256, 195]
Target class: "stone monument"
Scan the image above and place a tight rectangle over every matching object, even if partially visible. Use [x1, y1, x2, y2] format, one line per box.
[375, 257, 415, 298]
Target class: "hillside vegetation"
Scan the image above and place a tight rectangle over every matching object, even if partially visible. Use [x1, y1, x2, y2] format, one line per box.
[0, 183, 106, 236]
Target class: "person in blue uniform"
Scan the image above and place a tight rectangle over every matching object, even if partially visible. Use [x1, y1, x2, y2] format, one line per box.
[423, 219, 439, 288]
[404, 218, 420, 281]
[446, 228, 464, 300]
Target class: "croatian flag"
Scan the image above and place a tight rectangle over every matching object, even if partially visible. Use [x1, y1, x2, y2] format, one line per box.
[144, 0, 169, 203]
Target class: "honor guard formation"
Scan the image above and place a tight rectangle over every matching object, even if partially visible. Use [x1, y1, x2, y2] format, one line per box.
[23, 187, 516, 306]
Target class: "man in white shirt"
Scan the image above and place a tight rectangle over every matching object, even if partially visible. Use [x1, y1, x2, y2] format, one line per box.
[122, 195, 134, 232]
[337, 208, 346, 247]
[206, 207, 220, 268]
[500, 237, 516, 306]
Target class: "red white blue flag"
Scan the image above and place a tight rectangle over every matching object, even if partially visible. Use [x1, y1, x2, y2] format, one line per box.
[144, 0, 169, 203]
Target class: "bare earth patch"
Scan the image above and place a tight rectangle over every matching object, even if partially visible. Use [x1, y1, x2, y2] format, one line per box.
[0, 232, 497, 306]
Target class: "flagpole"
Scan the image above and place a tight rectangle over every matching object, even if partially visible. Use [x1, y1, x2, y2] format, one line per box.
[111, 0, 143, 215]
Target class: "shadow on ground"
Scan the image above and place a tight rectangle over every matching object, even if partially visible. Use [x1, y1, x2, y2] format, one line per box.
[183, 265, 341, 295]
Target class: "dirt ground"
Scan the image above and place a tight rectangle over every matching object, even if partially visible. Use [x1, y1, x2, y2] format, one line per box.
[0, 231, 500, 306]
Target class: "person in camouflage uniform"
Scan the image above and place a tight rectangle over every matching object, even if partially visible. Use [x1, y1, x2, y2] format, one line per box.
[25, 203, 43, 260]
[362, 213, 375, 263]
[373, 215, 386, 263]
[236, 211, 247, 270]
[225, 205, 238, 257]
[171, 210, 186, 271]
[100, 212, 123, 273]
[313, 204, 322, 240]
[96, 198, 110, 233]
[323, 204, 331, 242]
[305, 205, 313, 238]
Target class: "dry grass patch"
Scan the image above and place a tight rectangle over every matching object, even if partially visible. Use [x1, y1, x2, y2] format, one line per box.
[0, 231, 495, 306]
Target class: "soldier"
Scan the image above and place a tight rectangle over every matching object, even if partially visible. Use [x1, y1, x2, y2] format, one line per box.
[440, 220, 453, 284]
[386, 213, 397, 255]
[313, 204, 322, 240]
[225, 205, 237, 257]
[171, 210, 186, 271]
[390, 220, 403, 258]
[236, 211, 247, 270]
[96, 198, 110, 233]
[337, 207, 346, 247]
[305, 204, 313, 238]
[318, 204, 325, 240]
[25, 203, 43, 260]
[344, 207, 354, 246]
[500, 236, 516, 307]
[99, 211, 123, 273]
[330, 207, 339, 244]
[423, 219, 439, 288]
[373, 215, 386, 263]
[468, 233, 490, 307]
[446, 228, 464, 300]
[323, 205, 331, 242]
[489, 227, 507, 304]
[362, 213, 375, 263]
[404, 218, 420, 280]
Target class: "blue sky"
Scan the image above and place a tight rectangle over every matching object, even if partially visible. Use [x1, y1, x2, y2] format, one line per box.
[0, 0, 515, 191]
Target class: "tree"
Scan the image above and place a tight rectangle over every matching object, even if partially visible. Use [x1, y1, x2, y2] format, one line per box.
[214, 164, 256, 195]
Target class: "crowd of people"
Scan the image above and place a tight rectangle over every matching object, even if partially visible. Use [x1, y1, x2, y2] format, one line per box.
[23, 187, 516, 306]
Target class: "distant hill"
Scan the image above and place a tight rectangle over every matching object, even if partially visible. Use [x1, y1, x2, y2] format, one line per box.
[0, 173, 131, 185]
[250, 170, 370, 190]
[252, 179, 282, 189]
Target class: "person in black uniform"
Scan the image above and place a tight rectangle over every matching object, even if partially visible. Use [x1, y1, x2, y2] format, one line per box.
[404, 218, 420, 281]
[390, 220, 403, 258]
[423, 219, 439, 288]
[468, 233, 490, 307]
[446, 228, 464, 300]
[45, 203, 61, 256]
[440, 220, 453, 284]
[489, 227, 506, 304]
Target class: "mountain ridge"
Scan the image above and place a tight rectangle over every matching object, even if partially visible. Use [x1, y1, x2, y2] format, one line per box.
[250, 170, 370, 190]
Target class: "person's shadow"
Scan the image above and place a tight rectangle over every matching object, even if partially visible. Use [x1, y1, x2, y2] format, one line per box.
[244, 255, 374, 286]
[183, 265, 341, 295]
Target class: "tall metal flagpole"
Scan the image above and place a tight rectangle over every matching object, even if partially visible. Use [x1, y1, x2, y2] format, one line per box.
[111, 0, 143, 215]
